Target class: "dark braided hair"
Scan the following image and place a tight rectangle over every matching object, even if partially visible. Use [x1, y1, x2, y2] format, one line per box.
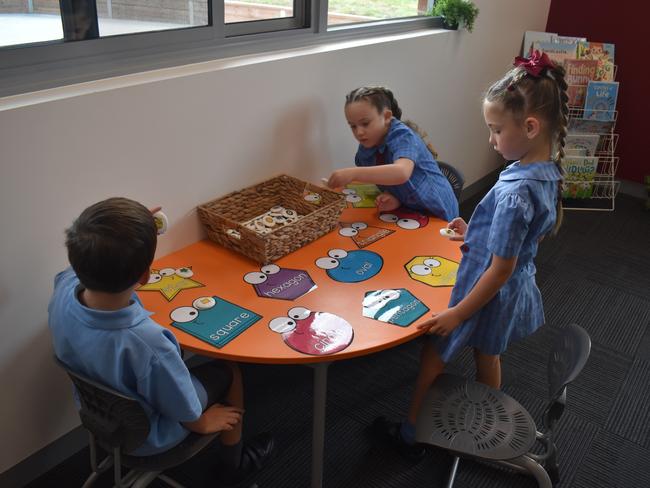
[345, 86, 438, 158]
[484, 64, 568, 234]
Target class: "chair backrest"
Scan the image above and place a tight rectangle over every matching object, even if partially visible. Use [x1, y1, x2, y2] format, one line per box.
[543, 324, 591, 429]
[55, 357, 150, 454]
[438, 161, 465, 201]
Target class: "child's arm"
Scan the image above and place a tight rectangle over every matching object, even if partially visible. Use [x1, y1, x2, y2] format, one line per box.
[328, 158, 414, 188]
[182, 403, 243, 434]
[417, 254, 517, 336]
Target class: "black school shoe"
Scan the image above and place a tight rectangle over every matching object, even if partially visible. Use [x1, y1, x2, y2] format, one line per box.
[218, 432, 274, 488]
[370, 417, 426, 463]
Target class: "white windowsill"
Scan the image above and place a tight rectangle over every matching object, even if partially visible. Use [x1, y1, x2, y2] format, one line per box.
[0, 27, 448, 111]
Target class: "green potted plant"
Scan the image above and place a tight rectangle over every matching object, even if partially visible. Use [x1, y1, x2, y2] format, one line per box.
[430, 0, 479, 32]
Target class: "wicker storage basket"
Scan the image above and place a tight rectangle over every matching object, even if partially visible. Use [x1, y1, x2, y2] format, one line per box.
[198, 174, 347, 264]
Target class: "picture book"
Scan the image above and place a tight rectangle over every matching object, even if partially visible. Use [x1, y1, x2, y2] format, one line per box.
[565, 148, 588, 157]
[553, 35, 587, 44]
[532, 41, 577, 64]
[564, 59, 598, 85]
[566, 134, 600, 157]
[567, 85, 587, 107]
[522, 31, 556, 56]
[562, 156, 598, 199]
[568, 117, 614, 135]
[564, 59, 598, 107]
[584, 81, 619, 121]
[577, 41, 615, 81]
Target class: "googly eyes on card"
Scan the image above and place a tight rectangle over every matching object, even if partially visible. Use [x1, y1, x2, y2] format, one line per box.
[153, 211, 168, 235]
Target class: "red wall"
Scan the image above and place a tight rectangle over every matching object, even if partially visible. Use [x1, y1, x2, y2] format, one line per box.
[547, 0, 649, 184]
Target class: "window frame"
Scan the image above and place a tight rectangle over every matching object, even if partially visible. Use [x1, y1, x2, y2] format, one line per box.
[0, 0, 445, 97]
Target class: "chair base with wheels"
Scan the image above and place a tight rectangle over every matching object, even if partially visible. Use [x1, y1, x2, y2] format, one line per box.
[415, 323, 591, 488]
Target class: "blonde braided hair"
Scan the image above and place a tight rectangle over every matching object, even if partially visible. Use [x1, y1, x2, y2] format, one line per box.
[485, 62, 568, 234]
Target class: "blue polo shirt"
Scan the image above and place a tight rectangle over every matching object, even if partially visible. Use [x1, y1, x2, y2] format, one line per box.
[355, 118, 459, 221]
[48, 268, 203, 456]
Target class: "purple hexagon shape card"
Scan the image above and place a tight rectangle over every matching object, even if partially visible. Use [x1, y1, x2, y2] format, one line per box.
[243, 264, 317, 300]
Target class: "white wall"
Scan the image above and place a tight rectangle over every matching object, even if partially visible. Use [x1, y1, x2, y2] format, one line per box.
[0, 0, 550, 474]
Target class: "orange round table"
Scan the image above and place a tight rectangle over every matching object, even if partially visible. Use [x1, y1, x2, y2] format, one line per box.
[138, 206, 461, 488]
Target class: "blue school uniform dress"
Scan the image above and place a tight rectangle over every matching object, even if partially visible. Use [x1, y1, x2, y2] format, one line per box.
[434, 161, 562, 362]
[48, 268, 211, 456]
[355, 118, 459, 221]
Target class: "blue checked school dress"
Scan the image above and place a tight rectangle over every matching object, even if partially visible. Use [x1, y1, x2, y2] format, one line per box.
[434, 161, 562, 362]
[355, 118, 459, 221]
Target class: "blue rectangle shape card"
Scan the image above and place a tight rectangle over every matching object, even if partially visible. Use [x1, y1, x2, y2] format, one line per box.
[170, 296, 261, 348]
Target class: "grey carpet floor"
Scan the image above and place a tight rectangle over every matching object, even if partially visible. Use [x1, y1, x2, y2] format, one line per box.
[27, 193, 650, 488]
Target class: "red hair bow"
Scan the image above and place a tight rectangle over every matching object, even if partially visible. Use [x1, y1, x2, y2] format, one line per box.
[513, 50, 555, 77]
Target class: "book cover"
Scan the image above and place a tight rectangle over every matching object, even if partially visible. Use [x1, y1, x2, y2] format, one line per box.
[566, 134, 600, 157]
[564, 59, 599, 85]
[532, 41, 577, 64]
[561, 156, 598, 198]
[567, 85, 587, 107]
[568, 117, 614, 135]
[553, 35, 587, 44]
[584, 81, 619, 121]
[565, 148, 588, 157]
[577, 41, 615, 63]
[565, 59, 598, 108]
[577, 41, 615, 81]
[522, 31, 556, 56]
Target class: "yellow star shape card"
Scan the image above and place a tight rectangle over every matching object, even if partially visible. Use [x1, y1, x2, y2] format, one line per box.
[137, 266, 204, 301]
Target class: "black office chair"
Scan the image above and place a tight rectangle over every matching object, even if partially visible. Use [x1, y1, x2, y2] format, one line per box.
[438, 161, 465, 202]
[415, 323, 591, 488]
[55, 357, 219, 488]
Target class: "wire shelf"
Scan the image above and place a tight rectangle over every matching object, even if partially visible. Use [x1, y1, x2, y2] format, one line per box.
[563, 89, 619, 212]
[568, 107, 618, 124]
[562, 179, 620, 211]
[596, 133, 619, 154]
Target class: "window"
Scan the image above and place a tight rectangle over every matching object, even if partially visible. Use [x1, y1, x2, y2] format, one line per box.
[225, 0, 294, 24]
[0, 0, 443, 97]
[328, 0, 431, 26]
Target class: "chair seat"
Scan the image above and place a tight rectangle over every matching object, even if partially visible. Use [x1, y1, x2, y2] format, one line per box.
[102, 431, 220, 472]
[415, 374, 537, 461]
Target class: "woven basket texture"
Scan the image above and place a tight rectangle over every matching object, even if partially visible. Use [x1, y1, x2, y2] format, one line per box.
[198, 174, 346, 264]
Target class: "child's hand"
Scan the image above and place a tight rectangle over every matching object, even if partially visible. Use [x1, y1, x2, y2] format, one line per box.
[203, 404, 243, 433]
[375, 192, 401, 212]
[447, 217, 467, 241]
[149, 206, 162, 214]
[327, 169, 356, 189]
[417, 307, 462, 337]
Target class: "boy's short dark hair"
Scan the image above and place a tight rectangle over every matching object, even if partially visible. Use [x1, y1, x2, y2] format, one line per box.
[66, 197, 157, 293]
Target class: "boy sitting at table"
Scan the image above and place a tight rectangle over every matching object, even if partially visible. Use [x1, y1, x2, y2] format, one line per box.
[48, 197, 273, 486]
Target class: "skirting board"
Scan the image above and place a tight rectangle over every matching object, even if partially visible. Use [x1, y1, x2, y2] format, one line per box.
[619, 179, 646, 200]
[0, 425, 88, 488]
